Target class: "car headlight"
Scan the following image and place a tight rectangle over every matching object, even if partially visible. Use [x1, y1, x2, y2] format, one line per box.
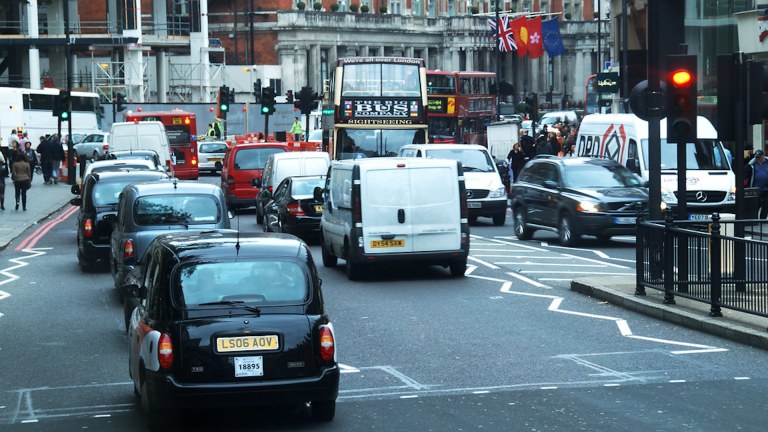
[726, 186, 736, 203]
[489, 186, 507, 198]
[661, 190, 678, 204]
[576, 201, 600, 213]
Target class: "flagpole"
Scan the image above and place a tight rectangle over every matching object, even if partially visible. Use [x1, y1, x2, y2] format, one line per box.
[495, 0, 501, 121]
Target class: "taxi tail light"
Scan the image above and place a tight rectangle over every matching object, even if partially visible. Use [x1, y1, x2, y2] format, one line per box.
[123, 239, 135, 259]
[83, 218, 93, 238]
[158, 333, 174, 369]
[319, 325, 335, 362]
[286, 203, 305, 216]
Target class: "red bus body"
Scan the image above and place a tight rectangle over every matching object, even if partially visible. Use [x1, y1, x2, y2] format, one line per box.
[124, 111, 199, 180]
[426, 71, 496, 146]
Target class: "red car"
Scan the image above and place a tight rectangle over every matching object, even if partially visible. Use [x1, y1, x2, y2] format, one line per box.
[220, 142, 288, 212]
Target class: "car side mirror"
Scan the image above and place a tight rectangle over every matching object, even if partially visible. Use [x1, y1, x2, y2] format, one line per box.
[102, 213, 118, 223]
[543, 180, 559, 189]
[252, 177, 262, 188]
[69, 197, 82, 207]
[313, 186, 324, 201]
[626, 158, 641, 174]
[71, 184, 81, 195]
[123, 283, 147, 299]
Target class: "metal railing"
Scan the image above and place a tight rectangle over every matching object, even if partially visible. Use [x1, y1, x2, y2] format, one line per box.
[637, 213, 768, 318]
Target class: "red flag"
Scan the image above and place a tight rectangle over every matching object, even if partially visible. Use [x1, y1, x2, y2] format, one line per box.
[509, 16, 528, 57]
[527, 16, 544, 59]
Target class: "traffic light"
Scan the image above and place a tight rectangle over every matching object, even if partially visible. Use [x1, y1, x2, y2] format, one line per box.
[286, 90, 294, 104]
[748, 60, 768, 125]
[296, 86, 318, 115]
[665, 54, 697, 143]
[218, 86, 231, 117]
[261, 86, 276, 115]
[59, 90, 71, 121]
[524, 94, 538, 123]
[115, 93, 127, 112]
[253, 79, 262, 101]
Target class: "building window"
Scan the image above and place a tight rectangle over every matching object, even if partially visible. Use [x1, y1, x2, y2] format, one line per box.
[321, 49, 329, 85]
[390, 0, 401, 14]
[413, 0, 422, 15]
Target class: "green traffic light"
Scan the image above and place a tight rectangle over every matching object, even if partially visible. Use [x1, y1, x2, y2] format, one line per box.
[221, 103, 229, 112]
[61, 111, 70, 120]
[261, 106, 270, 114]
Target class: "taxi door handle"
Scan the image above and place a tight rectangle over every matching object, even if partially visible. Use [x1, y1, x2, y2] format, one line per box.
[398, 209, 405, 223]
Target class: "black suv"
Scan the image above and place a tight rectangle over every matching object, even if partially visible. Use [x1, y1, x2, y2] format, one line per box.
[69, 170, 170, 271]
[510, 157, 648, 246]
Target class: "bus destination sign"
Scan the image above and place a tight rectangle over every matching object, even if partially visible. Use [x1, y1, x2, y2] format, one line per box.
[427, 97, 455, 114]
[340, 98, 423, 123]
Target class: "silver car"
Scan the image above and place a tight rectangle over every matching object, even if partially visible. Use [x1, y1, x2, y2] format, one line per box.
[73, 132, 109, 161]
[198, 141, 228, 174]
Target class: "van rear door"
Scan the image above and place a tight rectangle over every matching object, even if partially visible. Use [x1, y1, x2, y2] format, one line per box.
[361, 162, 461, 254]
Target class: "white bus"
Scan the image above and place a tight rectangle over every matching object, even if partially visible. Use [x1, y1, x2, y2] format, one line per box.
[0, 87, 102, 150]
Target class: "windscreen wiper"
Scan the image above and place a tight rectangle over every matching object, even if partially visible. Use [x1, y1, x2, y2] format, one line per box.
[197, 300, 261, 315]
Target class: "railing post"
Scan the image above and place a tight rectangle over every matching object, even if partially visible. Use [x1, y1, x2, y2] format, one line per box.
[710, 213, 723, 317]
[635, 211, 646, 296]
[663, 210, 676, 305]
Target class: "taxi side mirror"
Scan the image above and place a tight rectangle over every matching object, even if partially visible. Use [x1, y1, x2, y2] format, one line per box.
[71, 184, 81, 195]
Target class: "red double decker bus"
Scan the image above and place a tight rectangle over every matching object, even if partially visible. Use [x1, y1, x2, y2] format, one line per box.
[124, 110, 199, 180]
[426, 71, 496, 145]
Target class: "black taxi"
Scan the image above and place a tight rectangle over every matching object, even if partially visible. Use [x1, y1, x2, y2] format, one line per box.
[125, 230, 338, 425]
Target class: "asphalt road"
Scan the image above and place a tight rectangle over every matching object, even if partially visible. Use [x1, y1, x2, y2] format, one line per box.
[0, 178, 766, 431]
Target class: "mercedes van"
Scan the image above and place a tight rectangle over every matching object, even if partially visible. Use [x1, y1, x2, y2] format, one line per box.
[108, 121, 172, 173]
[575, 114, 735, 219]
[319, 157, 469, 280]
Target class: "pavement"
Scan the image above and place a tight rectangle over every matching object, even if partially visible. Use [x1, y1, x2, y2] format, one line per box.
[2, 171, 767, 351]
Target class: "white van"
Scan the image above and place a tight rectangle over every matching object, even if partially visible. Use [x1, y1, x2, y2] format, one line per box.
[320, 157, 469, 280]
[575, 114, 735, 218]
[254, 151, 331, 224]
[108, 122, 172, 173]
[398, 144, 507, 225]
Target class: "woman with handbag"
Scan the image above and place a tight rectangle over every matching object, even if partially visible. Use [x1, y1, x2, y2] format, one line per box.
[0, 150, 7, 210]
[11, 152, 31, 211]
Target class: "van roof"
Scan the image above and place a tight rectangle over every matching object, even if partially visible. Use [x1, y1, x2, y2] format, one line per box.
[332, 157, 460, 169]
[578, 114, 718, 139]
[270, 151, 330, 160]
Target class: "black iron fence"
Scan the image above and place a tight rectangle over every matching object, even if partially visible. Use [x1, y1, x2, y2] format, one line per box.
[637, 213, 768, 318]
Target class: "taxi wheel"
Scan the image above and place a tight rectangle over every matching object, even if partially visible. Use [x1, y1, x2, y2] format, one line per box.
[77, 250, 94, 273]
[140, 379, 166, 428]
[311, 399, 336, 422]
[256, 205, 264, 224]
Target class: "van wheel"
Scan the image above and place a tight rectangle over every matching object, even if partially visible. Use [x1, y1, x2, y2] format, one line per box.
[513, 207, 533, 240]
[346, 260, 365, 281]
[321, 238, 338, 268]
[558, 213, 580, 247]
[449, 259, 467, 277]
[492, 212, 506, 226]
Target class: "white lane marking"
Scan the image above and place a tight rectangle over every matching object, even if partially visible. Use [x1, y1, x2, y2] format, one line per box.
[734, 377, 751, 380]
[472, 390, 490, 394]
[0, 249, 49, 319]
[669, 380, 687, 383]
[519, 271, 635, 275]
[505, 272, 552, 289]
[540, 386, 558, 390]
[338, 363, 360, 373]
[468, 255, 500, 270]
[495, 262, 607, 267]
[603, 384, 621, 387]
[558, 253, 632, 269]
[399, 395, 418, 399]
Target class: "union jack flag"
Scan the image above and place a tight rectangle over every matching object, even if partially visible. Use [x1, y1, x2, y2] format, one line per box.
[487, 16, 517, 53]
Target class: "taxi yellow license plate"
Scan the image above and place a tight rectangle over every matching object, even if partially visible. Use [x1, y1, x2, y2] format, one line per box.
[314, 204, 324, 212]
[371, 240, 405, 248]
[216, 335, 279, 353]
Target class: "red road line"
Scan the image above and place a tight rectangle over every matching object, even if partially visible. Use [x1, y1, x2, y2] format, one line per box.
[14, 206, 79, 252]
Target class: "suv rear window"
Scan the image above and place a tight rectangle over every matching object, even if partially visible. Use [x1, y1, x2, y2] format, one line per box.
[133, 195, 220, 225]
[234, 147, 285, 170]
[176, 260, 309, 307]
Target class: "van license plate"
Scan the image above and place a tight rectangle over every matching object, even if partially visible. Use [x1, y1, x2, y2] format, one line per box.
[371, 240, 404, 248]
[688, 214, 711, 221]
[234, 356, 263, 377]
[467, 202, 482, 209]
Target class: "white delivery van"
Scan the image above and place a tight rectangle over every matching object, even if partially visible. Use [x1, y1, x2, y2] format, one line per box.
[254, 151, 332, 224]
[320, 157, 470, 280]
[575, 114, 735, 219]
[486, 119, 520, 162]
[399, 144, 507, 225]
[108, 121, 172, 173]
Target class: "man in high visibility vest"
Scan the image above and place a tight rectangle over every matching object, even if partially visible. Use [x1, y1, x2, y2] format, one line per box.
[290, 117, 303, 141]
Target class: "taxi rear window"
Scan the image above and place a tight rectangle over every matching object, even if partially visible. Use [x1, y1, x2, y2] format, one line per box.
[133, 194, 220, 225]
[175, 260, 309, 308]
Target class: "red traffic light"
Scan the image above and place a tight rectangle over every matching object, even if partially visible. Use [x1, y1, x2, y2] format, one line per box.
[671, 69, 693, 88]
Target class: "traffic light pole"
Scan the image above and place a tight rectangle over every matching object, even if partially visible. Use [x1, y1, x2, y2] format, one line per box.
[64, 1, 75, 185]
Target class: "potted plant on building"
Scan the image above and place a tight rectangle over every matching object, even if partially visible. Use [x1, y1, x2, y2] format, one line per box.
[361, 4, 369, 13]
[331, 3, 340, 11]
[470, 6, 479, 14]
[564, 12, 572, 20]
[379, 5, 387, 13]
[297, 1, 306, 10]
[314, 1, 322, 10]
[350, 3, 359, 12]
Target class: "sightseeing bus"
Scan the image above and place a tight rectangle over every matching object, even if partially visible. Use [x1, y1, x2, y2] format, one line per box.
[0, 86, 101, 152]
[322, 57, 429, 160]
[426, 71, 496, 145]
[584, 74, 599, 115]
[124, 110, 199, 180]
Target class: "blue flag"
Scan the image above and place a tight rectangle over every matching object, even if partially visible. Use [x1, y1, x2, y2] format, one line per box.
[542, 18, 565, 57]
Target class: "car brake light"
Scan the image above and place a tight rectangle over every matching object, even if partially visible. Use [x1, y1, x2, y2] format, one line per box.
[124, 239, 134, 259]
[319, 325, 335, 362]
[191, 158, 198, 166]
[84, 219, 93, 238]
[158, 333, 174, 369]
[286, 203, 305, 216]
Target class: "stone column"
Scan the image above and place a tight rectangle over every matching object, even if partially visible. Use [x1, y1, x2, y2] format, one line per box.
[156, 50, 168, 103]
[123, 0, 145, 102]
[451, 47, 460, 72]
[27, 0, 41, 89]
[190, 0, 210, 102]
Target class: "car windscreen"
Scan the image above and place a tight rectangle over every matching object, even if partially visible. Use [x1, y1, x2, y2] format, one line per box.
[133, 194, 220, 225]
[291, 177, 325, 198]
[175, 260, 309, 308]
[199, 143, 228, 153]
[92, 181, 132, 206]
[234, 147, 285, 170]
[564, 164, 644, 188]
[337, 128, 426, 159]
[425, 148, 495, 172]
[641, 139, 731, 170]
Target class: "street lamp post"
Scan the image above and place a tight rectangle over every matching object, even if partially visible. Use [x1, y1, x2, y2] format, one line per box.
[494, 0, 501, 121]
[597, 0, 602, 112]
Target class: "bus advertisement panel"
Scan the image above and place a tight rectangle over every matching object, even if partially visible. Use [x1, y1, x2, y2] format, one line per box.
[124, 111, 199, 180]
[426, 71, 496, 146]
[323, 57, 429, 160]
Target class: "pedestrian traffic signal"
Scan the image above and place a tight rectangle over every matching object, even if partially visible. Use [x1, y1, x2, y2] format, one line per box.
[58, 90, 71, 121]
[286, 90, 294, 104]
[115, 93, 127, 112]
[253, 79, 262, 101]
[261, 86, 276, 115]
[665, 54, 697, 143]
[218, 86, 231, 117]
[748, 60, 768, 125]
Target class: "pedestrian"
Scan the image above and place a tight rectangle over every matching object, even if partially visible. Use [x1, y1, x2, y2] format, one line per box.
[8, 140, 21, 163]
[36, 134, 55, 184]
[535, 133, 552, 156]
[519, 129, 535, 162]
[23, 140, 38, 185]
[749, 149, 768, 218]
[0, 150, 7, 210]
[548, 131, 561, 156]
[257, 132, 265, 142]
[207, 123, 216, 137]
[7, 129, 20, 153]
[51, 134, 65, 184]
[11, 152, 30, 211]
[507, 142, 526, 182]
[214, 119, 223, 139]
[290, 117, 304, 141]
